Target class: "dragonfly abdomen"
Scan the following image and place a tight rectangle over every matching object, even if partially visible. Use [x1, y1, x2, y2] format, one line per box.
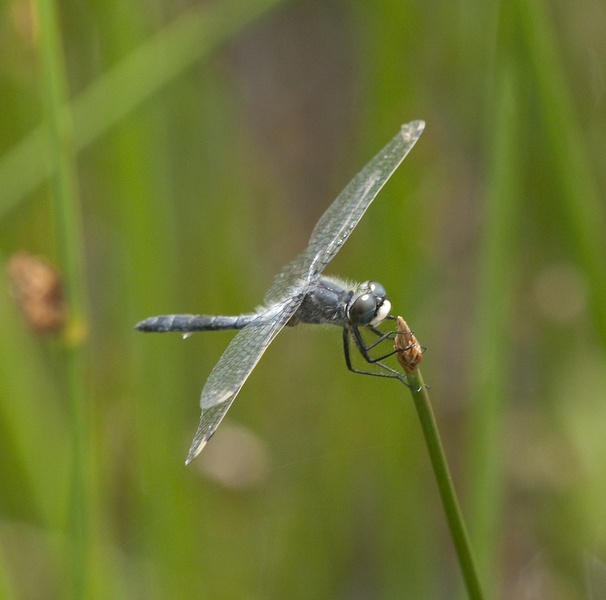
[135, 314, 256, 332]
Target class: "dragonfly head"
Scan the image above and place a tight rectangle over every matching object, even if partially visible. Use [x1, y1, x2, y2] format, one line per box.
[347, 281, 391, 327]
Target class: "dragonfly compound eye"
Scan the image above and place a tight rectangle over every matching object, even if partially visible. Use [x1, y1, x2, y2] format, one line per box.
[367, 281, 387, 304]
[349, 293, 377, 325]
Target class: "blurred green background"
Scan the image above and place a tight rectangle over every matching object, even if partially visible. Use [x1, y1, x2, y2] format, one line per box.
[1, 0, 605, 598]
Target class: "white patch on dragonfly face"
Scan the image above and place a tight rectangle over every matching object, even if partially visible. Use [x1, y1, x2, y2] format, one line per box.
[370, 299, 391, 327]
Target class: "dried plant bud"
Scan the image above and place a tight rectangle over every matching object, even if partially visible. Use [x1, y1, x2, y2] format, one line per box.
[394, 316, 423, 373]
[7, 252, 66, 335]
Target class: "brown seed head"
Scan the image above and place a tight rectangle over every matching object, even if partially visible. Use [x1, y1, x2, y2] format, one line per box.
[7, 252, 66, 335]
[394, 316, 423, 373]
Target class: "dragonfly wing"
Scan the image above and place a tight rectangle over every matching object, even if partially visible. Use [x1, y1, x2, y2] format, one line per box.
[186, 291, 304, 464]
[263, 121, 424, 304]
[305, 120, 424, 276]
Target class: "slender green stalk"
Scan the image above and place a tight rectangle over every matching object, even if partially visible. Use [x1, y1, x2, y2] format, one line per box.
[464, 61, 521, 596]
[405, 369, 485, 600]
[35, 0, 90, 597]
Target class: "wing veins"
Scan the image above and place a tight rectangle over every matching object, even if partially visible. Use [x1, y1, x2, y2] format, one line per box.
[264, 121, 424, 304]
[186, 292, 304, 463]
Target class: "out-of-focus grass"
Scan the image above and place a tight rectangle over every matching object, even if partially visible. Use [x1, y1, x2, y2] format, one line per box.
[1, 0, 605, 598]
[35, 0, 89, 594]
[0, 0, 286, 218]
[466, 60, 522, 595]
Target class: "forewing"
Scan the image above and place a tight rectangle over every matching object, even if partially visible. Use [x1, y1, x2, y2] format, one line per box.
[306, 120, 424, 276]
[185, 292, 304, 464]
[264, 121, 424, 304]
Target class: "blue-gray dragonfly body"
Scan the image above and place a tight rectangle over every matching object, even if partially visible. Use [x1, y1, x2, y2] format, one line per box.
[136, 120, 424, 464]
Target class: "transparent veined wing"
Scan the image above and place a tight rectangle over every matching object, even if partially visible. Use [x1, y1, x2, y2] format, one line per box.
[185, 291, 305, 464]
[264, 121, 424, 304]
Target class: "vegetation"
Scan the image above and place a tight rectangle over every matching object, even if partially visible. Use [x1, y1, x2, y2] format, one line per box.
[1, 0, 605, 598]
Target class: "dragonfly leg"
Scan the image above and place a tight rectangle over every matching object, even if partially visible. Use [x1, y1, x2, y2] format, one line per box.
[342, 327, 407, 382]
[352, 325, 403, 363]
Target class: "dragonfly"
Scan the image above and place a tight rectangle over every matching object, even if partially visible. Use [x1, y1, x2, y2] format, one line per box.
[136, 120, 424, 464]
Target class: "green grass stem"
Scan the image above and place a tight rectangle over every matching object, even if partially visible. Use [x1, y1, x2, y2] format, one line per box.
[35, 0, 90, 596]
[406, 369, 485, 600]
[464, 59, 522, 595]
